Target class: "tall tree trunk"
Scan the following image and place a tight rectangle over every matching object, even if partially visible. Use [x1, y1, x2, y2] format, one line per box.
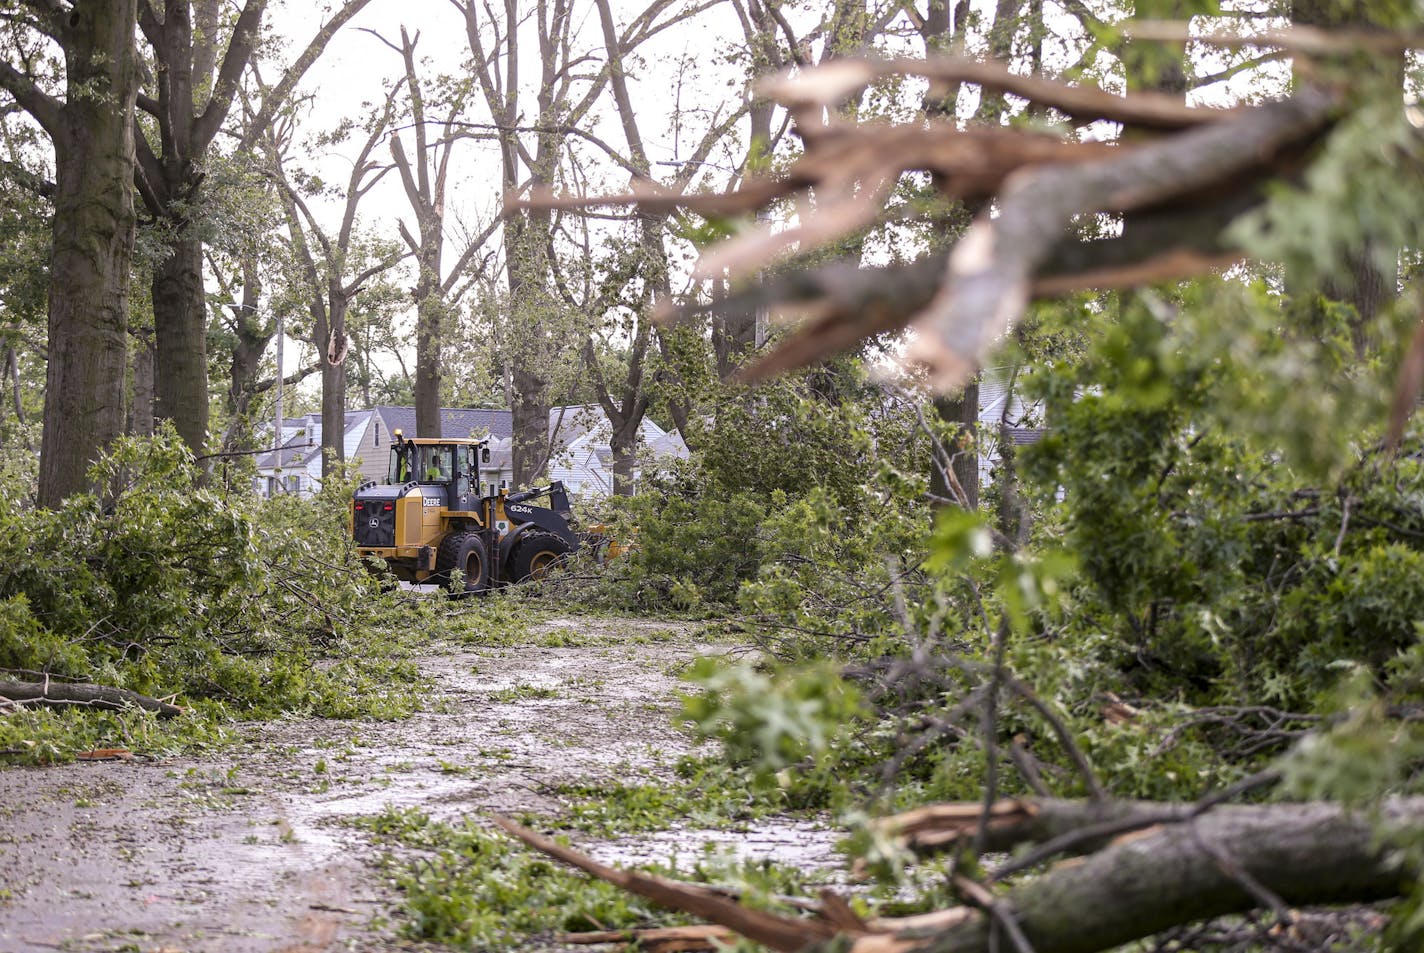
[224, 257, 268, 423]
[609, 420, 639, 496]
[152, 235, 209, 450]
[38, 2, 139, 507]
[129, 332, 155, 437]
[136, 0, 268, 456]
[505, 206, 555, 484]
[413, 293, 442, 437]
[511, 366, 549, 486]
[931, 382, 979, 508]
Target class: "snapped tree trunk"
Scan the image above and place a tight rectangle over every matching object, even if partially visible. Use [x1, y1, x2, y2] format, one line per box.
[38, 1, 140, 507]
[317, 297, 349, 475]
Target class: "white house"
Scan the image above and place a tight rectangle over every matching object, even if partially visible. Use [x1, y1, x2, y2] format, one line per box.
[975, 368, 1046, 481]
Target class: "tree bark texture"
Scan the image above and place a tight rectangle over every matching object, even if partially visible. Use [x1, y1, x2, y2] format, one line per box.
[318, 298, 349, 473]
[37, 1, 140, 507]
[129, 331, 155, 437]
[931, 381, 979, 509]
[151, 235, 209, 448]
[413, 292, 443, 438]
[912, 799, 1417, 953]
[224, 257, 268, 421]
[511, 365, 550, 485]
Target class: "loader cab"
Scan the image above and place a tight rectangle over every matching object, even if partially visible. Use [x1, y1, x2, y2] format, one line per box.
[387, 432, 488, 512]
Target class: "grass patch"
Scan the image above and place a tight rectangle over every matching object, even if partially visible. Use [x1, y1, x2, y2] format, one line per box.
[545, 757, 812, 837]
[357, 806, 685, 945]
[532, 626, 604, 647]
[489, 683, 559, 703]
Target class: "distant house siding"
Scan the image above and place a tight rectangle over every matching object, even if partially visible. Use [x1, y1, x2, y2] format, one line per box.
[351, 411, 388, 484]
[976, 368, 1046, 486]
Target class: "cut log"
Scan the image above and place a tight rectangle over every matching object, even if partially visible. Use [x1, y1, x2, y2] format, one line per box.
[0, 681, 184, 718]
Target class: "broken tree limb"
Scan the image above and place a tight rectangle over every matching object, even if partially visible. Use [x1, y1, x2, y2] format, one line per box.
[759, 55, 1238, 131]
[666, 184, 1256, 385]
[492, 816, 837, 952]
[508, 33, 1362, 393]
[0, 680, 185, 718]
[905, 88, 1336, 389]
[878, 772, 1282, 869]
[1125, 21, 1424, 57]
[503, 798, 1424, 953]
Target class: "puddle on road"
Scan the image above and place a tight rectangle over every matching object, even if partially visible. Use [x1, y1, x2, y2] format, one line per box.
[592, 818, 844, 873]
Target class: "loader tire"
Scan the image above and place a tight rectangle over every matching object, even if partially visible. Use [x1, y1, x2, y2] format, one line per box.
[436, 532, 489, 597]
[509, 531, 571, 582]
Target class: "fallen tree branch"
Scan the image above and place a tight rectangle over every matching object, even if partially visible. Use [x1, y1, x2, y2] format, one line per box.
[501, 797, 1424, 953]
[492, 816, 837, 952]
[904, 89, 1336, 389]
[507, 37, 1347, 392]
[0, 680, 185, 718]
[760, 55, 1237, 132]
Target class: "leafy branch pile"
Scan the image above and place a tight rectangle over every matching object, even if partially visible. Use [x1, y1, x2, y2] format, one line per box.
[0, 428, 434, 762]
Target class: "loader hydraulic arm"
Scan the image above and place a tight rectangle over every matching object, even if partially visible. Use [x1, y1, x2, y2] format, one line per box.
[506, 481, 573, 514]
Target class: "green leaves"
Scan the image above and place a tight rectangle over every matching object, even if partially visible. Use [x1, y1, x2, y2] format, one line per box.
[680, 657, 864, 783]
[0, 428, 436, 761]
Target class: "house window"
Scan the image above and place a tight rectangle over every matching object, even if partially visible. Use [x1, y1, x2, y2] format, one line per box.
[287, 474, 300, 494]
[266, 476, 277, 497]
[374, 420, 381, 447]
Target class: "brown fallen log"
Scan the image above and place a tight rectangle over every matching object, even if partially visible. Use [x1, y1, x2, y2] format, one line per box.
[500, 797, 1424, 953]
[876, 796, 1214, 858]
[0, 680, 185, 718]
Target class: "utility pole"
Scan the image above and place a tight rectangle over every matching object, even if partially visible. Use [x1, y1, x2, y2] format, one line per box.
[273, 310, 285, 493]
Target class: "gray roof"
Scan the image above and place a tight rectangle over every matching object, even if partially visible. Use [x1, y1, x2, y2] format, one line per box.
[372, 405, 510, 440]
[257, 411, 370, 470]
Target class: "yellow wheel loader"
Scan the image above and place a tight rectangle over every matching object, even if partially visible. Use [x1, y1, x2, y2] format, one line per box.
[350, 430, 578, 594]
